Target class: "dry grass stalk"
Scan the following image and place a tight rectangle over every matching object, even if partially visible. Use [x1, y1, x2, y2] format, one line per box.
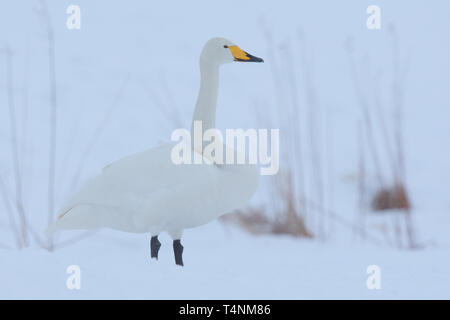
[0, 173, 21, 248]
[297, 30, 326, 239]
[68, 75, 130, 193]
[224, 26, 345, 240]
[355, 122, 367, 241]
[0, 1, 131, 250]
[4, 45, 29, 248]
[36, 0, 58, 250]
[347, 26, 417, 249]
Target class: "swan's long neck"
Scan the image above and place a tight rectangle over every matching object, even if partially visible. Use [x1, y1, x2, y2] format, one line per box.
[191, 60, 219, 137]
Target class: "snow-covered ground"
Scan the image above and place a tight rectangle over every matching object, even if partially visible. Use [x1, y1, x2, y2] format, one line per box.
[3, 221, 450, 299]
[1, 0, 450, 299]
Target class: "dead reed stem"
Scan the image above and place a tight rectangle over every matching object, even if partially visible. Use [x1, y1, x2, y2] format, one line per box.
[388, 26, 416, 248]
[0, 174, 21, 248]
[347, 39, 384, 187]
[298, 30, 325, 239]
[4, 45, 28, 248]
[305, 198, 382, 246]
[36, 0, 58, 250]
[68, 75, 130, 193]
[356, 122, 367, 241]
[348, 27, 417, 249]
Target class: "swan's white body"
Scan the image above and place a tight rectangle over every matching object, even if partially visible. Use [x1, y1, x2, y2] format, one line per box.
[52, 143, 258, 238]
[47, 38, 262, 240]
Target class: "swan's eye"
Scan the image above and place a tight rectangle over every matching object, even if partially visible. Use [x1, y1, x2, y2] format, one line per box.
[223, 45, 228, 48]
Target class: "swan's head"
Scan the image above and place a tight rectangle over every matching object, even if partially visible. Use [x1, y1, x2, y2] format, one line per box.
[200, 37, 264, 66]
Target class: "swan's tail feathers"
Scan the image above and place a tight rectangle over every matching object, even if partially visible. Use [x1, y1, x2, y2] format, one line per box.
[45, 205, 101, 236]
[45, 204, 140, 235]
[45, 207, 74, 236]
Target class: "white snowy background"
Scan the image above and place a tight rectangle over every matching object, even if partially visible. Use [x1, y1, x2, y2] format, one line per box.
[0, 0, 449, 299]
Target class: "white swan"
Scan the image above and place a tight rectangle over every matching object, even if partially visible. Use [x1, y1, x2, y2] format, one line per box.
[47, 37, 264, 266]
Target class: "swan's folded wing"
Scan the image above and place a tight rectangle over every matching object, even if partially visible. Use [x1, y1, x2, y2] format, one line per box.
[58, 143, 180, 216]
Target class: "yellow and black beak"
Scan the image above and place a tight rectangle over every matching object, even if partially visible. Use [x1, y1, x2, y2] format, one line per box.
[228, 45, 264, 63]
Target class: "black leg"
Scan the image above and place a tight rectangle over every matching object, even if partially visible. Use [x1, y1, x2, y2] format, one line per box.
[173, 239, 184, 266]
[150, 235, 161, 260]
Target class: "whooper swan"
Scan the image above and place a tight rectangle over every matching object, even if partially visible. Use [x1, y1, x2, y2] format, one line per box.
[47, 37, 264, 266]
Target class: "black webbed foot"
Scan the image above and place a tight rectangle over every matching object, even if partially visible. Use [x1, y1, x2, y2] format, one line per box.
[150, 235, 161, 260]
[173, 239, 184, 266]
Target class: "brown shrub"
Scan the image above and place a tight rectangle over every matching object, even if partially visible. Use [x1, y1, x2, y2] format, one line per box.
[371, 184, 411, 212]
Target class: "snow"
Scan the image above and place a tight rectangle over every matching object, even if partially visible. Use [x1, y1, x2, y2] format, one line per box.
[2, 222, 449, 299]
[1, 0, 450, 299]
